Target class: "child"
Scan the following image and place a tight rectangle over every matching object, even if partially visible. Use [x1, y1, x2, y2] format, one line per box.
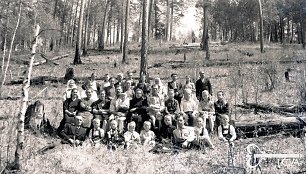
[88, 118, 105, 146]
[106, 120, 124, 150]
[194, 117, 214, 150]
[124, 121, 141, 149]
[140, 121, 156, 146]
[218, 115, 236, 146]
[158, 114, 176, 144]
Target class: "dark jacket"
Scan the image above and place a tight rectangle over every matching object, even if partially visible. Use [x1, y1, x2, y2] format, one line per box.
[59, 124, 87, 143]
[195, 78, 212, 100]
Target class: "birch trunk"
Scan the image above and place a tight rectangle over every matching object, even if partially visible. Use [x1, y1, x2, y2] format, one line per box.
[13, 24, 40, 171]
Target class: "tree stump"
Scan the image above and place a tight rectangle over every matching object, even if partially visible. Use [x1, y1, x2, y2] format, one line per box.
[64, 68, 75, 83]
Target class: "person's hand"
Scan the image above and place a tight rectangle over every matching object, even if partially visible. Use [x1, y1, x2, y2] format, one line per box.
[68, 138, 74, 144]
[182, 141, 189, 148]
[72, 111, 77, 116]
[130, 108, 137, 112]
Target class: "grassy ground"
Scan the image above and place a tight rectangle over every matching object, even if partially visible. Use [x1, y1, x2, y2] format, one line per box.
[1, 43, 306, 173]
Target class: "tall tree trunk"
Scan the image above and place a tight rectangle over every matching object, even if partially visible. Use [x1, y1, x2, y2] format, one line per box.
[147, 0, 154, 44]
[165, 0, 170, 41]
[72, 0, 81, 47]
[154, 0, 158, 40]
[116, 18, 120, 43]
[258, 0, 264, 53]
[83, 0, 92, 56]
[98, 0, 109, 51]
[74, 0, 85, 65]
[140, 0, 149, 77]
[13, 9, 36, 173]
[170, 0, 174, 40]
[201, 1, 208, 51]
[1, 2, 10, 73]
[122, 0, 130, 64]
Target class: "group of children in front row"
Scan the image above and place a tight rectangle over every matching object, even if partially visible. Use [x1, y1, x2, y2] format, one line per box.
[58, 71, 237, 151]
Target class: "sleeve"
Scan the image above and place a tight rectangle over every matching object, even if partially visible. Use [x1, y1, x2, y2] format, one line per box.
[229, 125, 237, 141]
[59, 124, 71, 141]
[207, 79, 212, 95]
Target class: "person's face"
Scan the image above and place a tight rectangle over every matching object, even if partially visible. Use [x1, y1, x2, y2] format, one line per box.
[135, 90, 143, 98]
[91, 74, 96, 81]
[110, 78, 115, 85]
[86, 89, 93, 98]
[144, 123, 150, 131]
[177, 117, 184, 128]
[126, 81, 131, 88]
[71, 89, 78, 98]
[222, 116, 229, 125]
[152, 86, 159, 95]
[117, 75, 123, 81]
[99, 91, 106, 100]
[168, 90, 174, 99]
[116, 87, 123, 95]
[75, 117, 83, 126]
[127, 73, 132, 79]
[184, 92, 192, 100]
[111, 122, 117, 129]
[186, 76, 191, 82]
[171, 75, 177, 81]
[154, 79, 159, 84]
[93, 121, 100, 128]
[202, 91, 209, 100]
[68, 81, 75, 88]
[128, 124, 135, 132]
[217, 92, 224, 101]
[164, 117, 172, 126]
[105, 74, 110, 81]
[196, 118, 204, 127]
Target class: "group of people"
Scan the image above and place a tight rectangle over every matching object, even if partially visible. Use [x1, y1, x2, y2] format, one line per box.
[57, 71, 237, 151]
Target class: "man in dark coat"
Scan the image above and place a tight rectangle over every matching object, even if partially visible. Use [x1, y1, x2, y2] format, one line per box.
[195, 71, 212, 101]
[59, 115, 87, 146]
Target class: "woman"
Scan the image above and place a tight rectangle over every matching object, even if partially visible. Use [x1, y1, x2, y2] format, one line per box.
[199, 90, 215, 132]
[63, 79, 80, 100]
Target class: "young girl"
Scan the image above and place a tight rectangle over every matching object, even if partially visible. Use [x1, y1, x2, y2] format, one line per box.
[199, 90, 215, 132]
[106, 120, 124, 150]
[124, 121, 141, 149]
[88, 118, 105, 146]
[194, 117, 214, 149]
[140, 121, 156, 146]
[218, 115, 236, 145]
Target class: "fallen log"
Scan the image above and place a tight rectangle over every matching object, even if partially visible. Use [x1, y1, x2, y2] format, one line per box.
[235, 117, 305, 139]
[19, 54, 69, 68]
[236, 103, 306, 114]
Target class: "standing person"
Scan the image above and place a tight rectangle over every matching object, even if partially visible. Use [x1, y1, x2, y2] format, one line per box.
[124, 80, 135, 100]
[88, 72, 101, 95]
[104, 77, 116, 100]
[91, 90, 111, 132]
[154, 77, 167, 98]
[168, 73, 183, 104]
[199, 90, 215, 132]
[183, 75, 196, 92]
[214, 91, 229, 128]
[128, 89, 149, 132]
[195, 71, 212, 101]
[59, 115, 88, 146]
[63, 79, 80, 101]
[180, 89, 198, 126]
[58, 88, 83, 134]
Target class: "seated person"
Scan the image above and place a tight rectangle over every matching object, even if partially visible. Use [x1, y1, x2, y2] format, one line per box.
[80, 88, 98, 130]
[102, 73, 111, 88]
[59, 115, 87, 146]
[128, 89, 149, 132]
[214, 91, 229, 127]
[135, 75, 151, 97]
[88, 118, 105, 146]
[140, 121, 156, 146]
[173, 115, 198, 149]
[124, 121, 141, 149]
[91, 90, 111, 132]
[164, 89, 180, 124]
[158, 114, 176, 144]
[80, 80, 99, 100]
[124, 80, 135, 100]
[104, 77, 116, 100]
[106, 120, 125, 150]
[147, 84, 165, 129]
[180, 89, 198, 126]
[194, 117, 214, 150]
[58, 88, 83, 133]
[218, 115, 236, 146]
[63, 79, 80, 101]
[109, 85, 130, 132]
[199, 90, 215, 132]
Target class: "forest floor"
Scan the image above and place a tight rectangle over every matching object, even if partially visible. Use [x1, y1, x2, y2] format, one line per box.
[1, 43, 306, 173]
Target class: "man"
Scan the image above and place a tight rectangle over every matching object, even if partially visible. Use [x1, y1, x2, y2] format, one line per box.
[173, 115, 197, 149]
[104, 77, 116, 100]
[214, 91, 229, 127]
[59, 115, 87, 146]
[115, 73, 124, 88]
[195, 71, 212, 101]
[180, 89, 198, 126]
[135, 75, 151, 97]
[168, 73, 183, 103]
